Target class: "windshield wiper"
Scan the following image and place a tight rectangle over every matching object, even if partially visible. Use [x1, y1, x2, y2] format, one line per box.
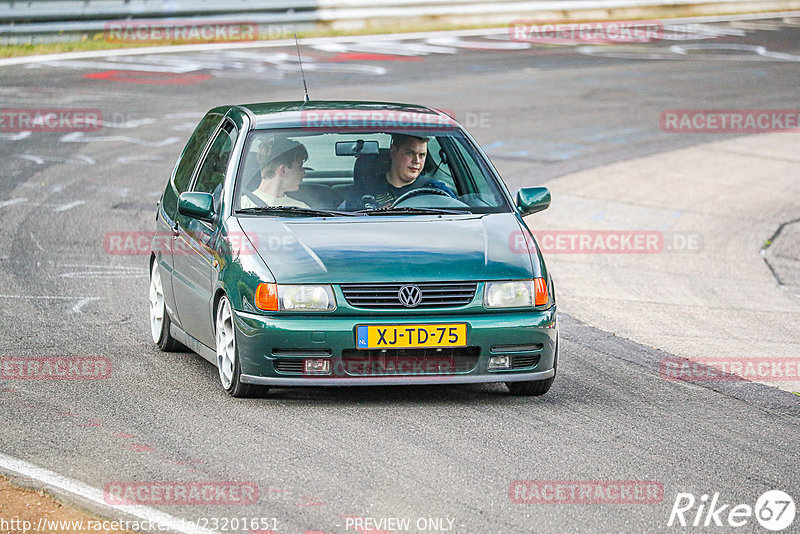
[357, 206, 471, 215]
[238, 206, 362, 217]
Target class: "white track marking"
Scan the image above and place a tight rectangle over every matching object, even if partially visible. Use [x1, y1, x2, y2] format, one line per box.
[0, 11, 797, 69]
[670, 42, 800, 61]
[0, 295, 96, 299]
[0, 13, 776, 68]
[170, 121, 201, 131]
[0, 294, 101, 313]
[53, 200, 86, 212]
[0, 452, 217, 534]
[426, 36, 531, 49]
[14, 154, 95, 165]
[99, 117, 157, 129]
[164, 112, 205, 119]
[60, 131, 182, 147]
[59, 264, 149, 279]
[0, 198, 27, 208]
[0, 132, 32, 140]
[28, 59, 202, 73]
[86, 185, 131, 197]
[15, 154, 44, 164]
[116, 154, 165, 165]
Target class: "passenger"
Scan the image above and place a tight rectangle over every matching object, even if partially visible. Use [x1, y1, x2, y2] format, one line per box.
[241, 137, 309, 208]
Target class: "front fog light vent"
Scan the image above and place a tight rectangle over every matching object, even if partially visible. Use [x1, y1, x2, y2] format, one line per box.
[304, 358, 331, 375]
[488, 355, 512, 370]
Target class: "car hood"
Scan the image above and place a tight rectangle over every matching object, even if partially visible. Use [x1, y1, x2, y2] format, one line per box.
[235, 213, 534, 283]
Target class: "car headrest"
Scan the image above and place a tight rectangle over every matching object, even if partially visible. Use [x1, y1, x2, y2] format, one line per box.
[353, 149, 390, 188]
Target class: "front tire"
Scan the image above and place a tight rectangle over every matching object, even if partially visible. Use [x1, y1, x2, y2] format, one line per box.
[149, 260, 184, 352]
[215, 295, 260, 398]
[506, 339, 558, 396]
[506, 377, 554, 396]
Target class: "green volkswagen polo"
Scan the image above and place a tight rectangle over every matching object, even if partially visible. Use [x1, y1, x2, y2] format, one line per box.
[149, 101, 558, 397]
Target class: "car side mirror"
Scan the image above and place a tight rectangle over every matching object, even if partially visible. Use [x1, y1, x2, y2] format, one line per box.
[516, 187, 551, 217]
[178, 192, 215, 222]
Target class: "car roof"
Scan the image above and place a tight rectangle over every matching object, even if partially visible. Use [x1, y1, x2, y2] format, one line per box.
[213, 100, 460, 130]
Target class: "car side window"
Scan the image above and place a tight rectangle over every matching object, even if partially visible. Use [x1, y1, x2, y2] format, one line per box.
[193, 120, 238, 211]
[174, 113, 223, 193]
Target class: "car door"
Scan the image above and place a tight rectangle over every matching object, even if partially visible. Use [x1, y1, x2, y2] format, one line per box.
[172, 118, 239, 348]
[158, 112, 223, 328]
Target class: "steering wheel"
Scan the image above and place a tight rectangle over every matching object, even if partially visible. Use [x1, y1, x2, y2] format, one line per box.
[391, 186, 455, 207]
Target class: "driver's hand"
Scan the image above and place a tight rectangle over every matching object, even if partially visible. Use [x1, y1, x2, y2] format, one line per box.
[360, 195, 380, 209]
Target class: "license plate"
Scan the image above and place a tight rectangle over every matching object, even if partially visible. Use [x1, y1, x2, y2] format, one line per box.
[356, 324, 467, 349]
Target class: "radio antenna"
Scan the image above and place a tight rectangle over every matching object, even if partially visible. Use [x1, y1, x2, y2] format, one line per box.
[294, 33, 310, 103]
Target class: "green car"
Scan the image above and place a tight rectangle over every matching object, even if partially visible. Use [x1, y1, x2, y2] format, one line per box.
[149, 101, 558, 397]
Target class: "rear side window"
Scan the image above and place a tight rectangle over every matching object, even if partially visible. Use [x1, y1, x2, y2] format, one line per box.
[194, 120, 239, 210]
[174, 113, 223, 193]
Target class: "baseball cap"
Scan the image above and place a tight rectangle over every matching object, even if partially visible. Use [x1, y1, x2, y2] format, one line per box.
[257, 136, 304, 166]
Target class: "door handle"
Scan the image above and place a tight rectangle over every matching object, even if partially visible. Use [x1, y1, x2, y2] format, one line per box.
[172, 221, 180, 237]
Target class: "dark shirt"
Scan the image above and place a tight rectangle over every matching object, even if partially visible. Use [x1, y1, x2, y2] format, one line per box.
[345, 173, 455, 210]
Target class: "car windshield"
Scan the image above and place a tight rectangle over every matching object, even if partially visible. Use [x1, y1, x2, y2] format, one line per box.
[234, 128, 510, 215]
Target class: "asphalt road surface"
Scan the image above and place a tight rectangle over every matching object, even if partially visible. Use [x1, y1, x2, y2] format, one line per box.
[1, 15, 799, 534]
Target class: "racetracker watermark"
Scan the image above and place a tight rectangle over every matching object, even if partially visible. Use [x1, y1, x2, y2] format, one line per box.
[104, 20, 257, 43]
[660, 357, 800, 382]
[438, 108, 492, 129]
[1, 356, 111, 380]
[103, 481, 259, 505]
[509, 20, 663, 43]
[299, 109, 456, 132]
[509, 230, 703, 254]
[0, 108, 102, 133]
[509, 480, 663, 504]
[330, 356, 459, 377]
[661, 110, 800, 133]
[103, 231, 259, 255]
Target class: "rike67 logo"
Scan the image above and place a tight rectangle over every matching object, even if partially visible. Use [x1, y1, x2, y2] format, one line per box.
[669, 490, 795, 531]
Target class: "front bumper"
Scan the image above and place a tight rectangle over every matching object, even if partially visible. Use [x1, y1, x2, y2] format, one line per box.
[234, 306, 557, 387]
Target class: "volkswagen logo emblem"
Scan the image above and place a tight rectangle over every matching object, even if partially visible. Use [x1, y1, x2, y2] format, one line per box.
[398, 285, 423, 308]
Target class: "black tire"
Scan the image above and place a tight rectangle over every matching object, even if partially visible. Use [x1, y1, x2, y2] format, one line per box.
[506, 377, 554, 396]
[149, 260, 186, 352]
[506, 338, 558, 396]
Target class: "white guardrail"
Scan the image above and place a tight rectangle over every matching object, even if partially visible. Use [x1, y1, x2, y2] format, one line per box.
[1, 0, 798, 40]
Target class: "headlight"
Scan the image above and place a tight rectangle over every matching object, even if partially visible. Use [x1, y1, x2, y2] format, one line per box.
[484, 279, 548, 308]
[255, 283, 336, 311]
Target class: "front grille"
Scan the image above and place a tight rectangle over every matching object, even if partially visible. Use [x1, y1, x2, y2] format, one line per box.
[341, 347, 480, 376]
[512, 354, 540, 369]
[340, 282, 477, 309]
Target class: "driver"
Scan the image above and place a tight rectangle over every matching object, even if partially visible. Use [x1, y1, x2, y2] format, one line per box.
[346, 133, 455, 209]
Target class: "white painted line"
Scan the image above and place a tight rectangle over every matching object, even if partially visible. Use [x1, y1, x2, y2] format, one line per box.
[116, 154, 164, 165]
[54, 200, 86, 212]
[15, 154, 44, 164]
[1, 11, 796, 68]
[0, 132, 32, 140]
[99, 117, 157, 129]
[0, 198, 27, 208]
[59, 264, 149, 280]
[60, 131, 182, 147]
[0, 452, 218, 534]
[0, 294, 100, 300]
